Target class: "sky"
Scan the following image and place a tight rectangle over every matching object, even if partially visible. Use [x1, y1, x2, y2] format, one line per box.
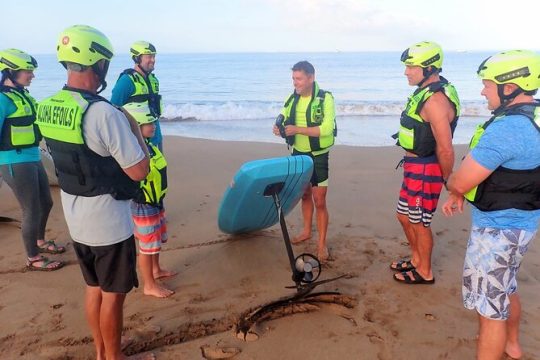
[2, 0, 539, 54]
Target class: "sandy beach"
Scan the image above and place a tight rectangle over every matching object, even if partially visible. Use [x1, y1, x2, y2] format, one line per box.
[1, 136, 539, 359]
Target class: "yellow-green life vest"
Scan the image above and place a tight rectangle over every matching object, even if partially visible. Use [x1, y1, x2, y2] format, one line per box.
[396, 77, 460, 157]
[36, 89, 88, 144]
[464, 102, 540, 210]
[137, 141, 167, 206]
[122, 69, 162, 117]
[281, 82, 336, 152]
[0, 86, 41, 150]
[36, 87, 139, 200]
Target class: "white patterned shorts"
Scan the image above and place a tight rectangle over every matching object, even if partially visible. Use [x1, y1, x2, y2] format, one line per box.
[462, 226, 536, 320]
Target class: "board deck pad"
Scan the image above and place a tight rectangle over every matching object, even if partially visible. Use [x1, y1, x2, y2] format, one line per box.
[218, 155, 314, 234]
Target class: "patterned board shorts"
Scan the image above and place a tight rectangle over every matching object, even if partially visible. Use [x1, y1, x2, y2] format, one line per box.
[396, 155, 444, 227]
[462, 226, 536, 320]
[131, 202, 168, 255]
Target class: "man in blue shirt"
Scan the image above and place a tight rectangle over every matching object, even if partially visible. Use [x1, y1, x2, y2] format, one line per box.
[111, 41, 163, 150]
[443, 50, 540, 360]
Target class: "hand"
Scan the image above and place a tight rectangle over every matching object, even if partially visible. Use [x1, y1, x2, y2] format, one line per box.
[442, 193, 464, 217]
[272, 124, 280, 137]
[284, 125, 298, 136]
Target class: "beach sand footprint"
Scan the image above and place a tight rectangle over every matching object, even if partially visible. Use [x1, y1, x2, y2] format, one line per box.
[201, 345, 241, 359]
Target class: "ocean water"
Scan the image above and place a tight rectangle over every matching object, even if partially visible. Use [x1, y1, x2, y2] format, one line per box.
[29, 52, 494, 146]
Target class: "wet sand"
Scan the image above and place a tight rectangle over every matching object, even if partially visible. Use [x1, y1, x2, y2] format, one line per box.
[1, 137, 539, 359]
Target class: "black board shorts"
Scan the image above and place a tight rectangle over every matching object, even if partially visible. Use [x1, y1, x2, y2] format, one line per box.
[73, 235, 139, 293]
[292, 149, 329, 187]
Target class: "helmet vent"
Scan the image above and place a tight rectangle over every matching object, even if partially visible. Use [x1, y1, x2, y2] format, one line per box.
[0, 58, 18, 70]
[91, 42, 113, 60]
[422, 54, 441, 67]
[494, 67, 530, 82]
[72, 47, 81, 53]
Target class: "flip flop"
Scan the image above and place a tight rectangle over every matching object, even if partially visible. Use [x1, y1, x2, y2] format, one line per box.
[390, 259, 415, 272]
[26, 256, 64, 272]
[38, 240, 66, 254]
[393, 269, 435, 285]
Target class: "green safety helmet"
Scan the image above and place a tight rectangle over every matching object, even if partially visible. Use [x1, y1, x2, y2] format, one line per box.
[123, 102, 157, 125]
[477, 50, 540, 91]
[0, 49, 38, 71]
[130, 41, 157, 58]
[401, 41, 443, 69]
[57, 25, 114, 66]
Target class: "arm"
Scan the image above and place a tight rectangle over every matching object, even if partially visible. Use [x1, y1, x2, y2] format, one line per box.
[119, 108, 150, 181]
[86, 103, 149, 182]
[442, 153, 493, 216]
[123, 157, 149, 181]
[447, 153, 493, 196]
[110, 75, 135, 106]
[0, 94, 15, 138]
[421, 92, 454, 180]
[120, 107, 150, 158]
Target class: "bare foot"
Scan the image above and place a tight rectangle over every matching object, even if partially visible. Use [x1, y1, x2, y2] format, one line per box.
[291, 232, 311, 245]
[144, 284, 175, 298]
[505, 342, 523, 359]
[318, 247, 329, 263]
[153, 269, 178, 280]
[127, 352, 156, 360]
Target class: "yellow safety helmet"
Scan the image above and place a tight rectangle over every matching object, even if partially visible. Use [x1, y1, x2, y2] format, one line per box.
[130, 41, 156, 64]
[57, 25, 114, 66]
[123, 102, 157, 125]
[401, 41, 443, 69]
[477, 50, 540, 92]
[0, 49, 38, 71]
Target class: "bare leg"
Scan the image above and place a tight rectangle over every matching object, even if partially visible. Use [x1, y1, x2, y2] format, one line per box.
[292, 186, 314, 244]
[140, 254, 174, 298]
[152, 253, 177, 280]
[477, 313, 506, 360]
[312, 186, 329, 261]
[85, 286, 106, 360]
[411, 223, 434, 280]
[100, 291, 127, 360]
[394, 222, 434, 281]
[395, 213, 419, 267]
[505, 293, 523, 359]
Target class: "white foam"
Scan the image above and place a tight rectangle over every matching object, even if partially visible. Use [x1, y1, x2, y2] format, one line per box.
[161, 101, 491, 121]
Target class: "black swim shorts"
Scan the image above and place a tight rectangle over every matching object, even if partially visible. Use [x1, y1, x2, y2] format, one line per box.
[73, 235, 139, 293]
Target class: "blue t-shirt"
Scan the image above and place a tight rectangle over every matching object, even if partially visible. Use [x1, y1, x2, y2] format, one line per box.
[110, 73, 163, 147]
[0, 93, 40, 165]
[470, 114, 540, 231]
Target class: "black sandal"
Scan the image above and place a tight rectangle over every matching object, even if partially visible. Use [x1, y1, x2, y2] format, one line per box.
[389, 259, 415, 272]
[393, 269, 435, 285]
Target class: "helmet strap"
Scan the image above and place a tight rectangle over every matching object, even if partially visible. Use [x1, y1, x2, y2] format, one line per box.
[0, 71, 8, 86]
[494, 84, 523, 113]
[417, 66, 438, 88]
[91, 61, 109, 94]
[6, 70, 24, 90]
